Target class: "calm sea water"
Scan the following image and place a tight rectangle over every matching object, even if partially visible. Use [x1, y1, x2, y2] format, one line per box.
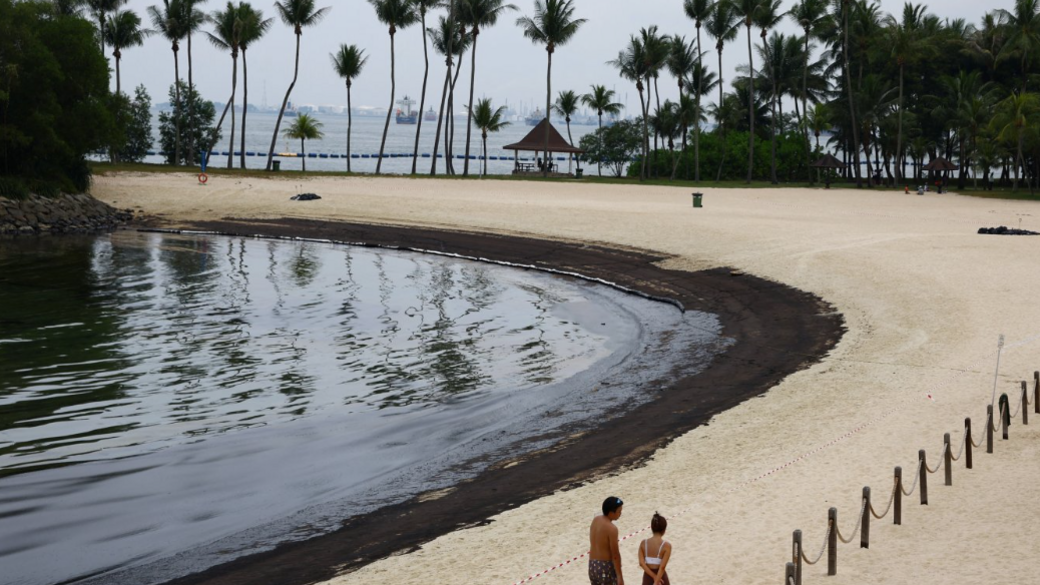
[149, 110, 601, 175]
[0, 231, 724, 585]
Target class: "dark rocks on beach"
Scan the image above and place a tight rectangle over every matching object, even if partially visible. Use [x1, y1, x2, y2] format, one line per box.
[291, 193, 321, 201]
[0, 193, 132, 235]
[978, 226, 1040, 236]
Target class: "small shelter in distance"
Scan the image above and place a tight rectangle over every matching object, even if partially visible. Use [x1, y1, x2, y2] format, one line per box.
[503, 118, 584, 176]
[810, 153, 846, 189]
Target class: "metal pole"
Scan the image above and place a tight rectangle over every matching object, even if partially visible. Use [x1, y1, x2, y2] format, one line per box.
[1034, 371, 1039, 414]
[1022, 381, 1029, 425]
[786, 562, 796, 585]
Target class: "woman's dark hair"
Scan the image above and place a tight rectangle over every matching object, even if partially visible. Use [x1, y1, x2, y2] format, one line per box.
[602, 496, 623, 515]
[651, 512, 667, 534]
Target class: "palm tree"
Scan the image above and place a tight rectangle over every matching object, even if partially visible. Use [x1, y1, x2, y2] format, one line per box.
[206, 2, 243, 169]
[640, 26, 669, 177]
[148, 0, 190, 166]
[428, 14, 472, 175]
[459, 0, 517, 176]
[237, 3, 273, 169]
[684, 0, 715, 181]
[331, 44, 368, 173]
[883, 3, 934, 184]
[685, 60, 717, 179]
[731, 0, 763, 183]
[88, 0, 128, 56]
[183, 0, 207, 90]
[667, 36, 696, 178]
[806, 101, 830, 182]
[104, 9, 151, 96]
[992, 92, 1039, 191]
[997, 0, 1040, 93]
[516, 0, 586, 178]
[579, 84, 622, 175]
[705, 0, 738, 141]
[52, 0, 86, 17]
[789, 0, 826, 176]
[609, 36, 650, 179]
[265, 0, 331, 171]
[369, 0, 417, 175]
[552, 89, 579, 171]
[468, 98, 510, 175]
[840, 0, 862, 186]
[409, 0, 442, 175]
[283, 113, 324, 171]
[754, 0, 782, 184]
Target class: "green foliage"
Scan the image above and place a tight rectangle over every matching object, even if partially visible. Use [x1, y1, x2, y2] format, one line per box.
[121, 85, 154, 163]
[158, 81, 219, 166]
[579, 120, 643, 177]
[630, 131, 811, 182]
[0, 0, 116, 195]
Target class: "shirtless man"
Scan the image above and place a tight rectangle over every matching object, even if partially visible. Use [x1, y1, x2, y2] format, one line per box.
[589, 496, 624, 585]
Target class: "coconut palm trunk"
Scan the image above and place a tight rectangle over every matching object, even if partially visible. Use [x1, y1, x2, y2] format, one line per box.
[895, 62, 904, 184]
[347, 80, 354, 171]
[802, 29, 812, 182]
[173, 43, 182, 165]
[543, 45, 552, 177]
[463, 28, 479, 175]
[695, 27, 703, 182]
[745, 23, 755, 183]
[482, 129, 488, 176]
[114, 50, 123, 95]
[431, 57, 451, 174]
[266, 30, 301, 171]
[843, 0, 861, 187]
[301, 136, 306, 171]
[637, 80, 648, 180]
[411, 8, 430, 174]
[716, 48, 725, 181]
[240, 49, 249, 169]
[227, 52, 238, 169]
[377, 25, 397, 175]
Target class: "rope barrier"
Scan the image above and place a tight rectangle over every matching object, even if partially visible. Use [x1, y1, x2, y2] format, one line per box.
[800, 522, 831, 566]
[1009, 392, 1024, 419]
[970, 426, 986, 449]
[924, 444, 947, 474]
[870, 478, 898, 520]
[951, 427, 968, 462]
[836, 498, 867, 544]
[901, 459, 923, 496]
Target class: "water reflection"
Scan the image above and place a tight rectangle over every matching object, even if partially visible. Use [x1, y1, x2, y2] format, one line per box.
[0, 232, 614, 477]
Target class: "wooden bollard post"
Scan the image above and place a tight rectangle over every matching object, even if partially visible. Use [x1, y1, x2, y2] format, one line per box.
[918, 450, 928, 505]
[792, 530, 802, 585]
[1022, 382, 1029, 426]
[965, 418, 973, 469]
[1001, 393, 1010, 440]
[894, 467, 902, 525]
[987, 405, 994, 453]
[944, 433, 952, 486]
[827, 508, 837, 576]
[1034, 372, 1039, 414]
[861, 487, 870, 549]
[785, 562, 796, 585]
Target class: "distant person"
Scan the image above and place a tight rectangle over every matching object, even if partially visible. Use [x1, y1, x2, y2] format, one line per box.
[589, 496, 624, 585]
[638, 513, 672, 585]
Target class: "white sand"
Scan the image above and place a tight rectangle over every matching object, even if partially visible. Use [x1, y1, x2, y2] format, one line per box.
[94, 173, 1040, 585]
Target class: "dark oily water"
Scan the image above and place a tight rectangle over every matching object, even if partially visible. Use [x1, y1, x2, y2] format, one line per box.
[0, 232, 727, 585]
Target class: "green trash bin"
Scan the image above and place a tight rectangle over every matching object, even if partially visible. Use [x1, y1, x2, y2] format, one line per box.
[692, 192, 703, 208]
[272, 160, 281, 171]
[575, 168, 584, 179]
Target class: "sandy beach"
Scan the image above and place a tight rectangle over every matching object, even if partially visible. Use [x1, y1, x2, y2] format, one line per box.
[93, 173, 1040, 585]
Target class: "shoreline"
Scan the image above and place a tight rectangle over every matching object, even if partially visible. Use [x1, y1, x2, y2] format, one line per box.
[146, 217, 843, 585]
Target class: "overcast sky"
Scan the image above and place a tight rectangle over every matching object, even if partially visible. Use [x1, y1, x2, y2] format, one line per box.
[113, 0, 991, 113]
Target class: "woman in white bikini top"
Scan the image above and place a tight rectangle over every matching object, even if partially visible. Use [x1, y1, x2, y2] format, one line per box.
[638, 513, 672, 585]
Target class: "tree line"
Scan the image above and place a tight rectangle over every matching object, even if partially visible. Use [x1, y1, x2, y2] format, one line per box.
[7, 0, 1040, 188]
